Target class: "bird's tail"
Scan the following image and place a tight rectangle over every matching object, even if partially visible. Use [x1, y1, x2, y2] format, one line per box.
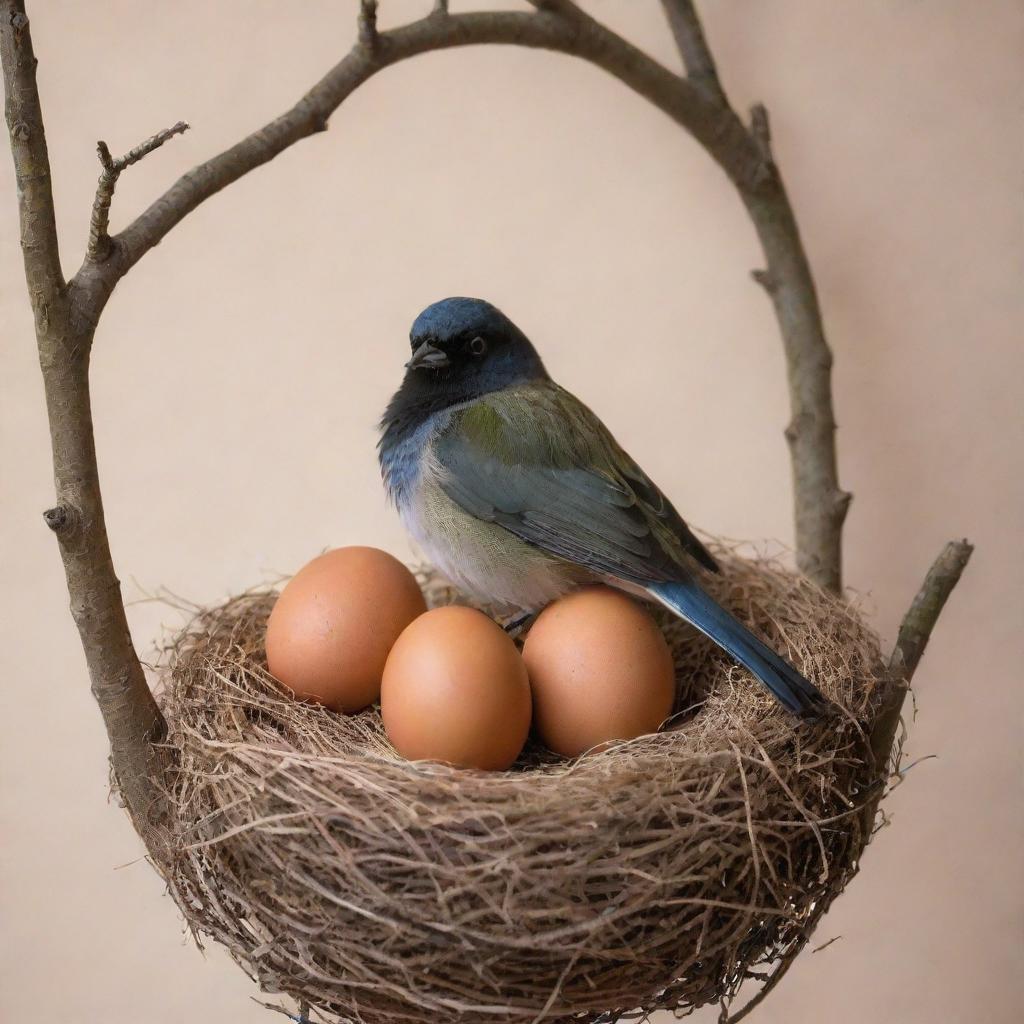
[647, 579, 829, 718]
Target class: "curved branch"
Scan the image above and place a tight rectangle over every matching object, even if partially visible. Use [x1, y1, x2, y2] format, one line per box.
[1, 0, 169, 838]
[656, 2, 850, 592]
[69, 7, 758, 323]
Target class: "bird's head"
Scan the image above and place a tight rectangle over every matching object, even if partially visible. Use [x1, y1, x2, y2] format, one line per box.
[403, 297, 548, 397]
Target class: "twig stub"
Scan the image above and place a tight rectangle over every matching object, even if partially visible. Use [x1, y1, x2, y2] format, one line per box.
[358, 0, 379, 52]
[750, 102, 772, 158]
[42, 504, 73, 533]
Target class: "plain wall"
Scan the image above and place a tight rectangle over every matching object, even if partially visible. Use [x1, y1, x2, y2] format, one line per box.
[1, 2, 1020, 1022]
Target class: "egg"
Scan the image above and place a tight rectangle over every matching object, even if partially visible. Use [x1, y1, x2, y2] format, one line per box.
[265, 547, 426, 712]
[381, 606, 532, 770]
[522, 586, 675, 757]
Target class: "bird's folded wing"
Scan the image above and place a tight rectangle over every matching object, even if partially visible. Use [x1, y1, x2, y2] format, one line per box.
[433, 388, 707, 583]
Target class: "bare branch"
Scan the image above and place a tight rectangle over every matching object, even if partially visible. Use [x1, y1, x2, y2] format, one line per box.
[358, 0, 379, 52]
[433, 0, 448, 14]
[1, 0, 63, 303]
[2, 0, 170, 838]
[70, 9, 757, 324]
[659, 0, 727, 104]
[889, 539, 974, 681]
[656, 2, 848, 591]
[87, 120, 189, 262]
[868, 539, 974, 768]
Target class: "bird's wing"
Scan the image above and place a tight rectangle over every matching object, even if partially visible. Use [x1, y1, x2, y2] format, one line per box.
[434, 384, 717, 583]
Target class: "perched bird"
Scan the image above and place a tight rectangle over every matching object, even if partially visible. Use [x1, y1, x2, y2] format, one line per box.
[378, 297, 828, 717]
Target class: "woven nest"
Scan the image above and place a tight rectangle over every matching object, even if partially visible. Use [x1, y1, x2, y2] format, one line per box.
[153, 544, 892, 1024]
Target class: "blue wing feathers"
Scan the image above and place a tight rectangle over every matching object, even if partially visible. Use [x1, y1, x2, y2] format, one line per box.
[648, 580, 828, 717]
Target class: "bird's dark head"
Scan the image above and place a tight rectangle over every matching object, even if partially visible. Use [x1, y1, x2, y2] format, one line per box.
[403, 297, 548, 397]
[380, 297, 549, 449]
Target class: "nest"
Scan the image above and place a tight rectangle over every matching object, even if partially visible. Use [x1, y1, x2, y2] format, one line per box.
[153, 545, 893, 1024]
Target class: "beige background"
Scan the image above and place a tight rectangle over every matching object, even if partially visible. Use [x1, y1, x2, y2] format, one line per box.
[1, 1, 1020, 1022]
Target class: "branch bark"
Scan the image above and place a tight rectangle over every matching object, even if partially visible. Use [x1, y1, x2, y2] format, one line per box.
[2, 0, 169, 838]
[68, 6, 766, 327]
[871, 538, 975, 768]
[87, 120, 189, 262]
[659, 0, 727, 104]
[656, 1, 850, 593]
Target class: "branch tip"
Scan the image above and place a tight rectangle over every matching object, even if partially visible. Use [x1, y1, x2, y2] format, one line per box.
[889, 539, 973, 681]
[751, 268, 776, 292]
[96, 139, 114, 170]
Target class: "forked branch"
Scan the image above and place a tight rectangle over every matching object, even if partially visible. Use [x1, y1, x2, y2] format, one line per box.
[87, 120, 189, 262]
[659, 0, 727, 103]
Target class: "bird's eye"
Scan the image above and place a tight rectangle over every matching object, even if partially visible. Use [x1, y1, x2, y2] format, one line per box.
[469, 336, 487, 356]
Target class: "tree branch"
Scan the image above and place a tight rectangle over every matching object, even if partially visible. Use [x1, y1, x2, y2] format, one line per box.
[659, 0, 727, 104]
[656, 3, 849, 592]
[1, 0, 169, 839]
[87, 120, 188, 262]
[69, 7, 759, 325]
[870, 539, 974, 767]
[1, 0, 62, 304]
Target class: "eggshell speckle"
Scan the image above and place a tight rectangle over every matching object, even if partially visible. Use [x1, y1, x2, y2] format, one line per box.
[381, 606, 532, 771]
[266, 547, 426, 713]
[522, 586, 675, 757]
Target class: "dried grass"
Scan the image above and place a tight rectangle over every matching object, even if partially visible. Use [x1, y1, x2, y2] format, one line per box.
[152, 544, 892, 1023]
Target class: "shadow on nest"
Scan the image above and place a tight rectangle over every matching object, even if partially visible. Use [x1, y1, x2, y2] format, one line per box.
[152, 543, 893, 1024]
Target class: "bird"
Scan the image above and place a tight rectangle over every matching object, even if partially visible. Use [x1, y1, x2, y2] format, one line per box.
[378, 297, 828, 717]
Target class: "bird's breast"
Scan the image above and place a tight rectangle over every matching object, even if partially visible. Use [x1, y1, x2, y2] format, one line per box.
[401, 443, 585, 612]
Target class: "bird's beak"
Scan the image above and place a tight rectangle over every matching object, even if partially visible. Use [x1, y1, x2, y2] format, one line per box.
[405, 341, 450, 371]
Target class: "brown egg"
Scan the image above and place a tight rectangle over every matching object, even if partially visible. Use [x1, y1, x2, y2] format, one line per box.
[522, 586, 675, 757]
[381, 606, 532, 771]
[265, 547, 426, 712]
